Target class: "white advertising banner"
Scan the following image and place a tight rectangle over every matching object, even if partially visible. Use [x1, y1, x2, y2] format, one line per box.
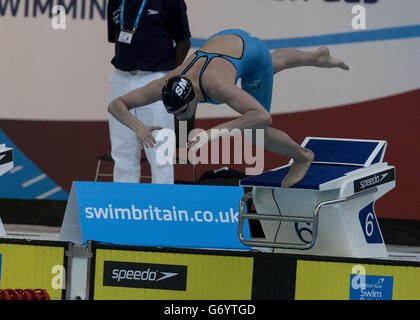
[0, 0, 419, 120]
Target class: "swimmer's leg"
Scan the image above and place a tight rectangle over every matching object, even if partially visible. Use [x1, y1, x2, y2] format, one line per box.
[271, 47, 349, 74]
[247, 127, 314, 188]
[267, 127, 314, 188]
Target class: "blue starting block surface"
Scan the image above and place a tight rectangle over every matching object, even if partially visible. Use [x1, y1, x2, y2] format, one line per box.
[240, 164, 358, 190]
[303, 137, 386, 167]
[241, 137, 387, 190]
[305, 138, 385, 166]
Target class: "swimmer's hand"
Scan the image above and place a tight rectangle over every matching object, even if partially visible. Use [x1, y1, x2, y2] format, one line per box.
[135, 124, 162, 149]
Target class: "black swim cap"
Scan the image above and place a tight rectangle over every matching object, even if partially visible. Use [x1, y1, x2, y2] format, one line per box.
[162, 75, 195, 113]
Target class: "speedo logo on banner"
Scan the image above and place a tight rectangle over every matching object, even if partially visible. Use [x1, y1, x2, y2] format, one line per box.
[354, 168, 395, 192]
[103, 261, 187, 291]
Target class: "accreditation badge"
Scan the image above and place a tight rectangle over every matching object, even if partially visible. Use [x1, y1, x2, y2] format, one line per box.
[118, 30, 134, 44]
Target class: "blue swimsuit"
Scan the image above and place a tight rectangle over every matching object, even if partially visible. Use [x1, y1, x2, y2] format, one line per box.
[180, 29, 273, 112]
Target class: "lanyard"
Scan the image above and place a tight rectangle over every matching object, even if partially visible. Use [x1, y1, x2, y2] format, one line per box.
[120, 0, 148, 32]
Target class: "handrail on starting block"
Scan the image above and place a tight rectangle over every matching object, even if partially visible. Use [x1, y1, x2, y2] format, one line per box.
[238, 187, 378, 250]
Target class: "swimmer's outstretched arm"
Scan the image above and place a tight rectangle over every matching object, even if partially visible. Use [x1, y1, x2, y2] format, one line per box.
[107, 77, 166, 149]
[209, 83, 272, 131]
[187, 82, 272, 150]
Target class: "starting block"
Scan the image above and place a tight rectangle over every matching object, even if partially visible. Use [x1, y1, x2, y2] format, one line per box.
[0, 144, 13, 177]
[238, 137, 396, 258]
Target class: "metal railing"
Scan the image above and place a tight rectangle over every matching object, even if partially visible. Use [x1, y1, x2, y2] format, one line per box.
[238, 187, 378, 250]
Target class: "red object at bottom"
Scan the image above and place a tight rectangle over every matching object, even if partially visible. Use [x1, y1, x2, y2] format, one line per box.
[0, 289, 50, 300]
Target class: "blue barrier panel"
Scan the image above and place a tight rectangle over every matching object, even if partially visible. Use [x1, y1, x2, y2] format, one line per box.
[60, 181, 251, 250]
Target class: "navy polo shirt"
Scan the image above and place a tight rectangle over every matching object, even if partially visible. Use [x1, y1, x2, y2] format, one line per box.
[107, 0, 191, 72]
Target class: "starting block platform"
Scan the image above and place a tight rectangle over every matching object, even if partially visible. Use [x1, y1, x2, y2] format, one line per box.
[0, 144, 13, 177]
[238, 137, 396, 258]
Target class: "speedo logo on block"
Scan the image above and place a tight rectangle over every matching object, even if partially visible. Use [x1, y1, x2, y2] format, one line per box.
[354, 168, 395, 192]
[103, 261, 187, 291]
[0, 150, 12, 165]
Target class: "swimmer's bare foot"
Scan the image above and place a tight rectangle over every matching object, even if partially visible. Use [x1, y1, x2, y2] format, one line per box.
[315, 46, 349, 71]
[281, 148, 314, 188]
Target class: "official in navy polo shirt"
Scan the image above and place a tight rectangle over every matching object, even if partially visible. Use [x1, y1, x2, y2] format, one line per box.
[106, 0, 191, 184]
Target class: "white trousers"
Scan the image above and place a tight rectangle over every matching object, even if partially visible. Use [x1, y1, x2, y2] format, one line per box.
[107, 69, 175, 184]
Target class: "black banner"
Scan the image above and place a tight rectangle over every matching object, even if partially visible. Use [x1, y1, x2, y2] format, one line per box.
[103, 261, 187, 291]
